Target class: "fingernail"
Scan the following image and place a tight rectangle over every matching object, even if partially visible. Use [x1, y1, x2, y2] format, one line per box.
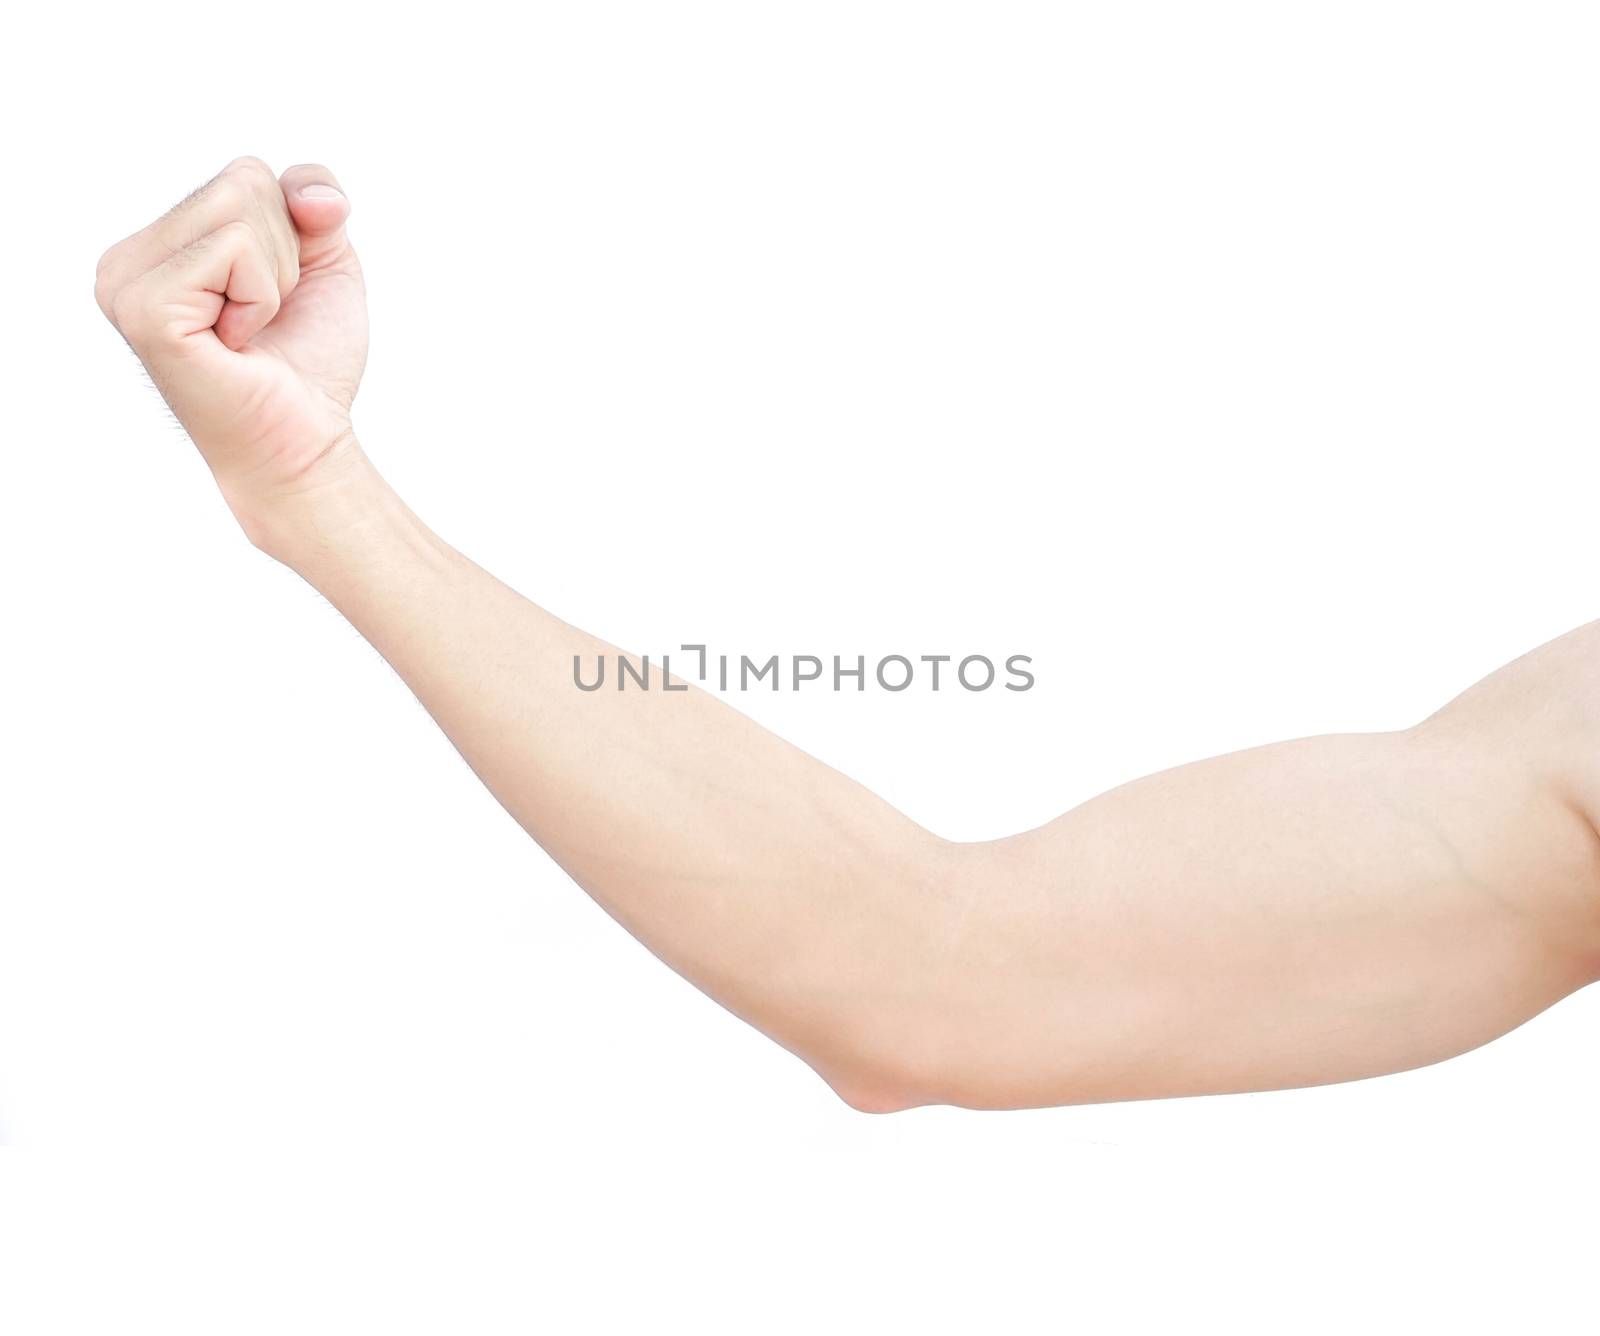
[298, 184, 344, 200]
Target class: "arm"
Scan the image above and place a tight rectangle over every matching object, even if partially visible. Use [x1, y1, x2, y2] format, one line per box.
[97, 159, 1600, 1112]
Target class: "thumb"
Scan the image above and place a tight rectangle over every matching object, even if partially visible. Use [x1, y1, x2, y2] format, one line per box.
[278, 164, 355, 271]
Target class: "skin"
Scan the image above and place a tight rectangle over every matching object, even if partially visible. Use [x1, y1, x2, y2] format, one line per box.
[96, 157, 1600, 1113]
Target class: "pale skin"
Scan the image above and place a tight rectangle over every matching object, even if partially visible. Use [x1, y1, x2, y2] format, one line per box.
[96, 158, 1600, 1113]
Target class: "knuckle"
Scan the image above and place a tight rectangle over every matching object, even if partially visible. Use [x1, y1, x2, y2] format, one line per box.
[108, 281, 149, 337]
[205, 177, 250, 220]
[215, 217, 258, 250]
[93, 246, 121, 316]
[223, 154, 273, 181]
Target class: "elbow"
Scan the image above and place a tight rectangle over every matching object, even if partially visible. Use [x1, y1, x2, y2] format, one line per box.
[806, 978, 986, 1116]
[785, 831, 1033, 1115]
[829, 1082, 926, 1116]
[818, 1050, 946, 1116]
[816, 1033, 1032, 1115]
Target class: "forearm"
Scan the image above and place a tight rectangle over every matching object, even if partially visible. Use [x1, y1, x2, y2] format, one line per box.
[255, 441, 954, 1107]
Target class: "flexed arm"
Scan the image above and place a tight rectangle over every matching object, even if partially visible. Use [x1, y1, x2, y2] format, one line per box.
[97, 159, 1600, 1112]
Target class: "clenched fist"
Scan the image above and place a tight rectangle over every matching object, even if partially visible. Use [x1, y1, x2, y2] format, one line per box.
[95, 157, 369, 545]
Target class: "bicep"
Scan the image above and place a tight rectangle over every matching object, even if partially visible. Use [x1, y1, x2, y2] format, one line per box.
[928, 725, 1600, 1108]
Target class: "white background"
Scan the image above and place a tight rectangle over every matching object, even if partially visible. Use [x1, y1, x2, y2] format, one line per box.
[4, 1, 1599, 1330]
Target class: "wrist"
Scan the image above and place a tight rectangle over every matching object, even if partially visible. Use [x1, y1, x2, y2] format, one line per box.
[223, 434, 422, 577]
